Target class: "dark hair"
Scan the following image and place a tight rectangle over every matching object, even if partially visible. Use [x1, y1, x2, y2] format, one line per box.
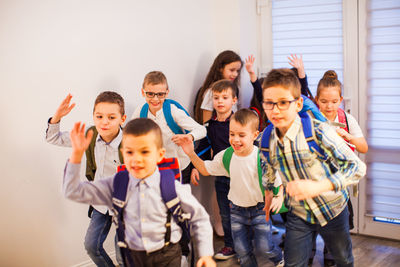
[316, 70, 342, 98]
[194, 50, 242, 123]
[250, 77, 268, 130]
[262, 68, 301, 99]
[94, 91, 125, 115]
[123, 118, 163, 148]
[210, 79, 238, 98]
[142, 71, 169, 90]
[231, 108, 259, 132]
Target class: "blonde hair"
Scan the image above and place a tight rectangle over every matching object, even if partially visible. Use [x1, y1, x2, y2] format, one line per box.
[231, 109, 259, 132]
[142, 71, 169, 89]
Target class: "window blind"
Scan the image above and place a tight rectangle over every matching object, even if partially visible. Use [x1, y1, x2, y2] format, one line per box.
[271, 0, 343, 96]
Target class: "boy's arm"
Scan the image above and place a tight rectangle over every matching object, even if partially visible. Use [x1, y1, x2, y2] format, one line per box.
[245, 55, 257, 83]
[63, 122, 113, 207]
[46, 94, 76, 147]
[287, 122, 367, 201]
[172, 105, 207, 141]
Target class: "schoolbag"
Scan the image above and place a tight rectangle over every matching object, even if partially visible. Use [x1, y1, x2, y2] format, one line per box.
[337, 108, 355, 151]
[112, 157, 191, 266]
[140, 99, 190, 135]
[222, 146, 288, 214]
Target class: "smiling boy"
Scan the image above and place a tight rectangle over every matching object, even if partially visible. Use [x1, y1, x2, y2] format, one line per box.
[62, 118, 216, 267]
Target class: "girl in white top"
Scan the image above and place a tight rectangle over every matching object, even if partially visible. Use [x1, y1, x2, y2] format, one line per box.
[194, 50, 242, 124]
[315, 70, 368, 153]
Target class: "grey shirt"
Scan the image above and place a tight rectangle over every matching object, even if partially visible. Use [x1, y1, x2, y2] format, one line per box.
[63, 161, 214, 256]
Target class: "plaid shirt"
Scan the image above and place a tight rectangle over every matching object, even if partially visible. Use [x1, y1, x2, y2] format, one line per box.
[257, 115, 366, 226]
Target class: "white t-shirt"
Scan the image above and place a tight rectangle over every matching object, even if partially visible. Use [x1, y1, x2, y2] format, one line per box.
[334, 112, 364, 138]
[204, 146, 264, 207]
[200, 88, 238, 112]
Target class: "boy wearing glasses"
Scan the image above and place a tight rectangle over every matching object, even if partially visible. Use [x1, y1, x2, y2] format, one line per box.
[260, 68, 366, 267]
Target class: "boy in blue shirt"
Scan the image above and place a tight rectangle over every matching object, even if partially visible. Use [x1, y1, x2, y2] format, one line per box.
[63, 118, 216, 267]
[260, 68, 366, 267]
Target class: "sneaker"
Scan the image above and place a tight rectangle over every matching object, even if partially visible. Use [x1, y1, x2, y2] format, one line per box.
[214, 247, 235, 260]
[275, 259, 285, 267]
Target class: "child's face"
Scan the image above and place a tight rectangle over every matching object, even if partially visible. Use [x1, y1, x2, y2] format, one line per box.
[263, 86, 303, 137]
[316, 87, 342, 120]
[121, 132, 165, 179]
[141, 83, 169, 115]
[212, 89, 237, 115]
[221, 61, 242, 81]
[93, 102, 126, 143]
[229, 120, 259, 157]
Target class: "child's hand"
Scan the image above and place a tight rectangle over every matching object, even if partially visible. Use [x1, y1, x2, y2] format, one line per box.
[288, 54, 305, 78]
[336, 128, 352, 141]
[270, 193, 284, 213]
[245, 55, 257, 82]
[196, 256, 216, 267]
[69, 122, 93, 163]
[191, 168, 201, 186]
[286, 179, 333, 201]
[263, 190, 273, 221]
[50, 94, 76, 124]
[172, 134, 195, 155]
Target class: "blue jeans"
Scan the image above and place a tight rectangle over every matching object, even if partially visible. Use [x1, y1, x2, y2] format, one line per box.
[84, 209, 115, 267]
[284, 206, 353, 267]
[230, 202, 282, 267]
[215, 176, 234, 248]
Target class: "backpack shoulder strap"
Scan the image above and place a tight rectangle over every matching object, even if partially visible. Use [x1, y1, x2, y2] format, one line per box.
[256, 151, 265, 196]
[300, 95, 327, 122]
[112, 170, 133, 266]
[259, 124, 274, 165]
[85, 126, 98, 181]
[140, 103, 149, 118]
[300, 112, 327, 160]
[222, 147, 234, 175]
[163, 99, 189, 135]
[337, 108, 350, 133]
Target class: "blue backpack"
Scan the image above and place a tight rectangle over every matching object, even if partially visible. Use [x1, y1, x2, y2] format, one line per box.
[140, 99, 190, 135]
[112, 158, 190, 267]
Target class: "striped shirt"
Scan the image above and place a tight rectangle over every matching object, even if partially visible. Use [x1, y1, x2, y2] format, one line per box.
[258, 115, 366, 226]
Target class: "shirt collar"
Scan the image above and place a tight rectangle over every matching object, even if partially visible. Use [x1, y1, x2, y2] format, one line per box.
[274, 115, 302, 142]
[211, 111, 233, 122]
[129, 168, 161, 188]
[96, 127, 123, 148]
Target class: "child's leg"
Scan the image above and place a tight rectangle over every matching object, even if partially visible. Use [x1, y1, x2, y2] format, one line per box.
[284, 212, 315, 267]
[84, 209, 115, 267]
[318, 206, 353, 267]
[230, 203, 255, 267]
[251, 203, 283, 265]
[215, 176, 234, 249]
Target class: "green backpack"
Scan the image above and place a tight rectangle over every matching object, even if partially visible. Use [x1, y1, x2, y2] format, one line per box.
[222, 146, 288, 214]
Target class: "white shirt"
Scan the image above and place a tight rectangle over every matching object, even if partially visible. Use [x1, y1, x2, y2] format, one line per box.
[204, 145, 265, 207]
[200, 89, 238, 112]
[132, 102, 206, 170]
[334, 112, 364, 138]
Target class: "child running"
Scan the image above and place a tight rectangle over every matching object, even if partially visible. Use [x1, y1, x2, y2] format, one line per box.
[178, 109, 284, 267]
[63, 118, 216, 267]
[259, 68, 367, 267]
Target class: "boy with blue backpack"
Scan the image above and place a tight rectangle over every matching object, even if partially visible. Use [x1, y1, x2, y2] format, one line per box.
[259, 68, 366, 267]
[178, 109, 284, 267]
[131, 71, 206, 184]
[63, 118, 216, 267]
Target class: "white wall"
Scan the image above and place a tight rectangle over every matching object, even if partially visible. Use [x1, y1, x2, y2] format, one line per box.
[0, 0, 258, 266]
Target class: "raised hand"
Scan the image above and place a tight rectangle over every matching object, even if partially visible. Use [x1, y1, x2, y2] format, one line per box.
[50, 94, 76, 124]
[69, 122, 93, 163]
[245, 55, 257, 82]
[288, 54, 305, 78]
[191, 168, 200, 186]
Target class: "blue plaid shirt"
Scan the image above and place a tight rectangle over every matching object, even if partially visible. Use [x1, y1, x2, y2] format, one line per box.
[257, 115, 366, 226]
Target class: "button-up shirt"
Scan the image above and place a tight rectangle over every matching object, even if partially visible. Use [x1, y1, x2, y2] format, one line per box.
[258, 115, 366, 226]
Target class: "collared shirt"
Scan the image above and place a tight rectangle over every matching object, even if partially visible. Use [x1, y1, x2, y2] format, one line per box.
[46, 120, 122, 214]
[63, 162, 214, 256]
[258, 115, 366, 226]
[132, 102, 206, 170]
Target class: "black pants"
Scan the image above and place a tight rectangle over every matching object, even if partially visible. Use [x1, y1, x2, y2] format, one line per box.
[127, 242, 181, 267]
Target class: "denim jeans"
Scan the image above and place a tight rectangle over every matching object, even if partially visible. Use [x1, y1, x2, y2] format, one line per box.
[284, 206, 353, 267]
[84, 209, 115, 267]
[230, 202, 282, 267]
[215, 176, 234, 248]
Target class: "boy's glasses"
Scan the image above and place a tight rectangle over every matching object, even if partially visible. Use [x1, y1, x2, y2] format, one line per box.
[143, 90, 168, 99]
[262, 98, 298, 110]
